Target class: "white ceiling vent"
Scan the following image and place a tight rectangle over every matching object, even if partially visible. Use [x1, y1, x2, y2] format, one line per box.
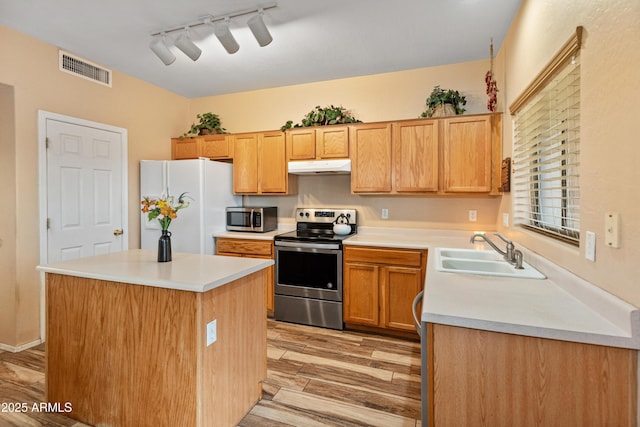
[58, 50, 112, 87]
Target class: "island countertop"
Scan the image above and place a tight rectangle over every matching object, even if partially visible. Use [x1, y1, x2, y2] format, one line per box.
[37, 249, 274, 293]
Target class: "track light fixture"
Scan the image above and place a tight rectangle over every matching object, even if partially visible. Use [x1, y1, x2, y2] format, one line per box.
[248, 9, 273, 47]
[215, 18, 240, 54]
[149, 33, 175, 65]
[149, 2, 277, 65]
[174, 28, 202, 61]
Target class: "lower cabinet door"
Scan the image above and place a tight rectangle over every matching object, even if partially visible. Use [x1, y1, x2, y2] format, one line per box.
[382, 266, 423, 331]
[343, 262, 379, 326]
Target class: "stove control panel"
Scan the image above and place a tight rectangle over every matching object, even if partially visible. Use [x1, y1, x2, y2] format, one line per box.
[295, 208, 357, 225]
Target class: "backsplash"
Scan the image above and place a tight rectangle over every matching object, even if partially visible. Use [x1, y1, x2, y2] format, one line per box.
[246, 174, 500, 231]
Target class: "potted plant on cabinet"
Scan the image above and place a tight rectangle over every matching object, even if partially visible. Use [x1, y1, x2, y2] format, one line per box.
[182, 112, 228, 137]
[421, 86, 467, 118]
[280, 105, 361, 131]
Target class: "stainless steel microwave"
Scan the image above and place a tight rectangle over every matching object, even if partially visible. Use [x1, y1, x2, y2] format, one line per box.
[226, 207, 278, 232]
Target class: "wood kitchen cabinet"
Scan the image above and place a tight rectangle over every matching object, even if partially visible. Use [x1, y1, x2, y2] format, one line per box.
[286, 125, 350, 160]
[349, 122, 393, 192]
[216, 237, 275, 313]
[441, 113, 502, 194]
[426, 324, 637, 426]
[171, 134, 233, 160]
[392, 119, 439, 193]
[232, 131, 297, 195]
[344, 246, 426, 333]
[349, 113, 502, 195]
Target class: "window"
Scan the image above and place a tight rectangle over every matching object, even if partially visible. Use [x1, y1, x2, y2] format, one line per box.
[510, 28, 582, 246]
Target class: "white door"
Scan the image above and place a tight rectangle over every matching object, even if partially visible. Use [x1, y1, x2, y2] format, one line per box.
[45, 118, 126, 262]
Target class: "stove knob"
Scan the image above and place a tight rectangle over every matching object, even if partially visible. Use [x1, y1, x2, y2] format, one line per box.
[305, 212, 310, 218]
[299, 212, 304, 218]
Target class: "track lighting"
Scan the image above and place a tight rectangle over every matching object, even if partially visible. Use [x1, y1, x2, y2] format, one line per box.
[174, 28, 202, 61]
[215, 18, 240, 54]
[149, 33, 175, 65]
[149, 3, 276, 65]
[248, 10, 273, 47]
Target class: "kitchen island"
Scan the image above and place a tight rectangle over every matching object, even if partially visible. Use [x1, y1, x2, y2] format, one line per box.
[37, 249, 273, 427]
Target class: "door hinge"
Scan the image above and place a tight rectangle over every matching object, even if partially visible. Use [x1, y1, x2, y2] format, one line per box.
[45, 137, 49, 149]
[46, 218, 51, 229]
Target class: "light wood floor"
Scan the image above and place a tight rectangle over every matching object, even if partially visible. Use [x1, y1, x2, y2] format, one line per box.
[0, 319, 422, 426]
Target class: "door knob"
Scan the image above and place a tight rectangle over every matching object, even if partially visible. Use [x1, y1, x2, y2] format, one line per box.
[113, 229, 124, 236]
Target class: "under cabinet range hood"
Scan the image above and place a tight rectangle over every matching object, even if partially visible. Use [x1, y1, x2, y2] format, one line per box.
[287, 159, 351, 175]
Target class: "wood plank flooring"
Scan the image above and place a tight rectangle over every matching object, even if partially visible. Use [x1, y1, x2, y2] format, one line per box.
[0, 319, 422, 426]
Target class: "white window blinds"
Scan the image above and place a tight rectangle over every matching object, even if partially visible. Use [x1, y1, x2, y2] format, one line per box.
[511, 35, 581, 246]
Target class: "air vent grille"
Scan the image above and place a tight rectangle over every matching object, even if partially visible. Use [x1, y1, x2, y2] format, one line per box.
[58, 50, 112, 87]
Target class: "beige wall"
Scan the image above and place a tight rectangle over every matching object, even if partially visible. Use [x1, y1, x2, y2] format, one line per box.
[497, 0, 640, 306]
[0, 83, 17, 345]
[0, 26, 190, 347]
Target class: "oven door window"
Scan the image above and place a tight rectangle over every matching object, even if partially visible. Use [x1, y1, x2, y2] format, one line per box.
[277, 249, 338, 290]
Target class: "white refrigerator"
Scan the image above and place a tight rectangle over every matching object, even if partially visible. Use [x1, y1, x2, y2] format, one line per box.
[140, 158, 240, 255]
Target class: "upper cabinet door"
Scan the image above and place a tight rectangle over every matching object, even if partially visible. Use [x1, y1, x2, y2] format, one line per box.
[201, 134, 232, 160]
[315, 126, 349, 159]
[392, 120, 439, 192]
[259, 132, 288, 193]
[442, 115, 493, 193]
[232, 133, 259, 193]
[350, 123, 392, 193]
[286, 128, 316, 160]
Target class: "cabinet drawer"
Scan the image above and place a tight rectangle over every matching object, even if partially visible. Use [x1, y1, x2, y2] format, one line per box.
[216, 238, 273, 257]
[344, 246, 424, 268]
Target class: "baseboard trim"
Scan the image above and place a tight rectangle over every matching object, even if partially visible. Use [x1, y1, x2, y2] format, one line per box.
[0, 339, 43, 353]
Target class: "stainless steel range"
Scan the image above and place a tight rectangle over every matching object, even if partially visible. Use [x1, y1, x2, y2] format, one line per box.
[274, 208, 357, 330]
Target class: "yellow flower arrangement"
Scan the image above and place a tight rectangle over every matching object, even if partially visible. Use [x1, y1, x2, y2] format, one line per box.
[140, 192, 190, 231]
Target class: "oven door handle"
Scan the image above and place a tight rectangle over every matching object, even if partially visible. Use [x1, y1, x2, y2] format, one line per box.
[275, 241, 340, 250]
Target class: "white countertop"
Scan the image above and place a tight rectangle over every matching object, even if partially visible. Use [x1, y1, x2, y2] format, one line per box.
[345, 227, 640, 350]
[37, 249, 274, 293]
[213, 225, 294, 241]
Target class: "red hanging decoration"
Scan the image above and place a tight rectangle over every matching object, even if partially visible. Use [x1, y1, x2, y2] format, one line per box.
[486, 39, 498, 112]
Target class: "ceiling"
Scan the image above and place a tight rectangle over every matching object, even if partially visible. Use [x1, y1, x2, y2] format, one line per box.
[0, 0, 521, 99]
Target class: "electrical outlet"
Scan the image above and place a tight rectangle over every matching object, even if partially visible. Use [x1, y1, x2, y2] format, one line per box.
[381, 208, 389, 219]
[468, 210, 477, 222]
[502, 213, 509, 227]
[206, 319, 217, 346]
[585, 231, 596, 262]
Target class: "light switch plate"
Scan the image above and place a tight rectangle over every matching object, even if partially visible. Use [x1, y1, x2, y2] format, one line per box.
[502, 213, 509, 227]
[206, 319, 217, 346]
[469, 210, 477, 222]
[585, 231, 596, 262]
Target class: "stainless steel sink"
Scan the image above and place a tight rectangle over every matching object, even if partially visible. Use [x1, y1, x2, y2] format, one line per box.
[436, 248, 545, 280]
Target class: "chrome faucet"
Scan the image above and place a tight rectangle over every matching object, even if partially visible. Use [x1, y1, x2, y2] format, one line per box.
[470, 232, 520, 266]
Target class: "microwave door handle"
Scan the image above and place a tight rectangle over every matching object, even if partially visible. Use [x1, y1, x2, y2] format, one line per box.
[250, 209, 255, 231]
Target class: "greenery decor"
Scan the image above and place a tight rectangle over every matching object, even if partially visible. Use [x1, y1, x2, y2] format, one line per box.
[182, 112, 227, 137]
[281, 105, 361, 131]
[140, 193, 190, 231]
[420, 86, 467, 118]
